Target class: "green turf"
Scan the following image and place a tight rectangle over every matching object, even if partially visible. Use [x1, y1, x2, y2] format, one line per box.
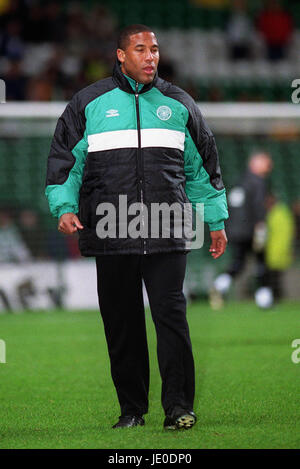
[0, 301, 299, 449]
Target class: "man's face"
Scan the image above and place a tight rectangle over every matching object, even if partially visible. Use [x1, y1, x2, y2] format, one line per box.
[117, 31, 159, 84]
[249, 153, 273, 177]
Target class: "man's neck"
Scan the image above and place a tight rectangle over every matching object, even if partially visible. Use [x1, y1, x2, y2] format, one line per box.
[122, 72, 144, 92]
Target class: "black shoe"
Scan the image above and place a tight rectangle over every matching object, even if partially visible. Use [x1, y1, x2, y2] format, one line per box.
[164, 407, 197, 430]
[112, 415, 145, 429]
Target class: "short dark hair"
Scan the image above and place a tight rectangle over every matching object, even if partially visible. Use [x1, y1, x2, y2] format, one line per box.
[117, 24, 154, 50]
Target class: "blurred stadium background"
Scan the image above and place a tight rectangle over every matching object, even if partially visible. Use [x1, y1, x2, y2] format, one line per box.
[0, 0, 299, 311]
[1, 0, 300, 451]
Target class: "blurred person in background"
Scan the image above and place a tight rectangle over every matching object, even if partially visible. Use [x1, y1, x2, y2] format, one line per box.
[210, 151, 273, 309]
[226, 0, 253, 61]
[22, 2, 47, 43]
[265, 194, 295, 301]
[45, 226, 71, 261]
[0, 17, 24, 59]
[85, 4, 117, 44]
[19, 209, 45, 259]
[0, 0, 28, 23]
[257, 0, 293, 61]
[292, 200, 300, 256]
[40, 1, 65, 44]
[26, 66, 56, 101]
[0, 1, 186, 102]
[0, 207, 32, 263]
[0, 0, 11, 16]
[0, 0, 119, 102]
[3, 59, 27, 100]
[189, 0, 227, 6]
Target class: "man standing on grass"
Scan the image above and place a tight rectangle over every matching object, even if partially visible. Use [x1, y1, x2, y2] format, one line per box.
[210, 151, 273, 309]
[45, 24, 228, 430]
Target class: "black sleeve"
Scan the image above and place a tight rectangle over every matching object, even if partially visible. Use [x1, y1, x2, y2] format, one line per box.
[251, 181, 267, 223]
[186, 98, 225, 191]
[155, 79, 225, 191]
[46, 94, 86, 186]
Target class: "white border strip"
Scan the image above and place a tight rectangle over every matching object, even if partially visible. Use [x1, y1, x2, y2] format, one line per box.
[87, 128, 185, 152]
[1, 102, 300, 119]
[141, 128, 185, 151]
[88, 129, 138, 152]
[1, 103, 300, 135]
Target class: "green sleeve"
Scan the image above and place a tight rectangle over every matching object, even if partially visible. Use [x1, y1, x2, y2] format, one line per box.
[184, 127, 228, 231]
[45, 135, 88, 218]
[45, 96, 88, 219]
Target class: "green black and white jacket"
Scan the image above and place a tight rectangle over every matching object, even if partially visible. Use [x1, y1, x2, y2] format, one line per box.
[45, 61, 228, 256]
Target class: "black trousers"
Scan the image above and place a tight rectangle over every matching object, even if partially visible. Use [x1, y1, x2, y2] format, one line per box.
[227, 240, 268, 287]
[95, 252, 195, 417]
[266, 270, 283, 300]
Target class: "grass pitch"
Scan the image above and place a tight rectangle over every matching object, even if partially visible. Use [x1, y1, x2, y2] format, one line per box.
[0, 301, 299, 449]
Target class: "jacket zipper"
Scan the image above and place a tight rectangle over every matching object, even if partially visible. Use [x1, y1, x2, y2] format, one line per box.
[135, 82, 147, 254]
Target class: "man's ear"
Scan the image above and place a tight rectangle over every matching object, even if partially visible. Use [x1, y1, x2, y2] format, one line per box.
[117, 48, 125, 63]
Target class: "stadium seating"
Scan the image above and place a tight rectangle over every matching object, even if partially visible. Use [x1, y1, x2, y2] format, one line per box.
[100, 0, 298, 29]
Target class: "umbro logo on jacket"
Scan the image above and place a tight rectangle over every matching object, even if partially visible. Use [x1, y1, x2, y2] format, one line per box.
[106, 109, 119, 118]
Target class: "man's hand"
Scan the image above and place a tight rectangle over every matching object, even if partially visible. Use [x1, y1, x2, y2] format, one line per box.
[58, 213, 84, 235]
[209, 229, 227, 259]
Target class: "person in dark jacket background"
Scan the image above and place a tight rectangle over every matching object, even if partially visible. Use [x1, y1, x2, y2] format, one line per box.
[45, 24, 228, 430]
[210, 151, 273, 309]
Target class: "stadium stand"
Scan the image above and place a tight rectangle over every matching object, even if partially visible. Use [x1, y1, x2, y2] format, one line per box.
[1, 0, 300, 102]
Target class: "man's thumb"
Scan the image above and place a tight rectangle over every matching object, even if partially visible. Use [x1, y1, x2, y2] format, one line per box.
[73, 216, 84, 229]
[209, 238, 217, 251]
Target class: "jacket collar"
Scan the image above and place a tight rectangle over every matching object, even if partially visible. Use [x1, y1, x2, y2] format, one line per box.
[112, 60, 158, 94]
